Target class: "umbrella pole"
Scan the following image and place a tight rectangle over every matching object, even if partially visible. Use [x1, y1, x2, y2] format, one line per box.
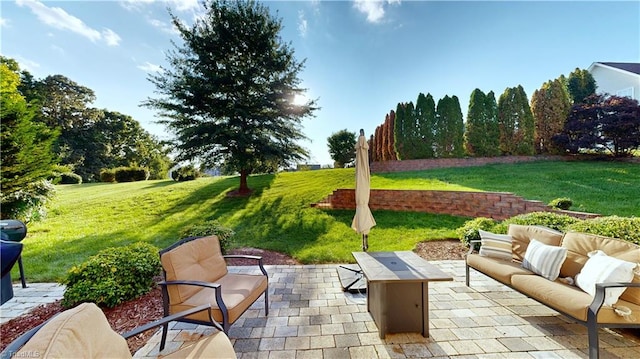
[362, 234, 368, 252]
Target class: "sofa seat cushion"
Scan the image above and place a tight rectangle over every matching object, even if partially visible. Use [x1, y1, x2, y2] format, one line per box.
[467, 254, 534, 285]
[511, 274, 640, 324]
[171, 273, 268, 323]
[20, 302, 132, 358]
[163, 331, 236, 359]
[508, 224, 564, 262]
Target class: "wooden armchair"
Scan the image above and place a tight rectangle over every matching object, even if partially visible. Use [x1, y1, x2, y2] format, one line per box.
[158, 235, 269, 351]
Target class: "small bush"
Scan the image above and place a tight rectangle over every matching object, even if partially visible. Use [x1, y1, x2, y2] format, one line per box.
[100, 169, 116, 183]
[567, 216, 640, 245]
[497, 211, 580, 233]
[171, 165, 200, 182]
[59, 172, 83, 185]
[179, 219, 235, 254]
[62, 242, 161, 308]
[114, 167, 149, 182]
[456, 217, 499, 247]
[548, 197, 573, 210]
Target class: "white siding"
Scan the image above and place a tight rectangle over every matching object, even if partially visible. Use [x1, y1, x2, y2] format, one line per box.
[589, 65, 640, 100]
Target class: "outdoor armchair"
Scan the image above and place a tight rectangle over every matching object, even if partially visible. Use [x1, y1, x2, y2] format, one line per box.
[158, 235, 269, 351]
[0, 302, 236, 359]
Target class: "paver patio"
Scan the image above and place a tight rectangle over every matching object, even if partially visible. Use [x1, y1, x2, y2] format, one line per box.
[134, 260, 640, 358]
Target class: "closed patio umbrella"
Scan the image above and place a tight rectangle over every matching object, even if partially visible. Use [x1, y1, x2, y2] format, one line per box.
[351, 129, 376, 251]
[337, 129, 376, 292]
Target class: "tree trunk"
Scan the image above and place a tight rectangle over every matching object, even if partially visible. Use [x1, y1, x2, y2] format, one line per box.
[238, 169, 251, 194]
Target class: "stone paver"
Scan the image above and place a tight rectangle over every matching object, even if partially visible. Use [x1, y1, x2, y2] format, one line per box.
[2, 262, 639, 358]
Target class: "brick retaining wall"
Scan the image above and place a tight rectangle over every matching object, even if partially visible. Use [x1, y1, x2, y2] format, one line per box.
[370, 155, 567, 173]
[314, 189, 598, 220]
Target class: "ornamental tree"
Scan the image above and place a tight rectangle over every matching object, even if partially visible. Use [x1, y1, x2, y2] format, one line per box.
[143, 0, 316, 194]
[327, 129, 356, 168]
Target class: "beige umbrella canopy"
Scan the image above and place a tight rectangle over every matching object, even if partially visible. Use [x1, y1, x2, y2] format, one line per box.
[351, 129, 376, 251]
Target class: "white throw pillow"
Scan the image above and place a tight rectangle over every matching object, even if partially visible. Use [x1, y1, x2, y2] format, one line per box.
[575, 250, 637, 307]
[478, 230, 513, 261]
[521, 238, 567, 281]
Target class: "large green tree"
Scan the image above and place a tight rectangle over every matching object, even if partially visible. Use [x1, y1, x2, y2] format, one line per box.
[143, 0, 316, 194]
[531, 78, 571, 154]
[1, 57, 58, 220]
[327, 129, 356, 168]
[497, 85, 535, 155]
[567, 68, 597, 104]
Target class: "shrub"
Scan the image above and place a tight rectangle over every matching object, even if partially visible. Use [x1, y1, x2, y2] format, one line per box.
[59, 172, 83, 185]
[567, 216, 640, 245]
[100, 169, 116, 183]
[114, 167, 149, 182]
[496, 211, 580, 233]
[62, 242, 161, 308]
[548, 197, 572, 210]
[171, 165, 200, 182]
[179, 219, 235, 254]
[456, 217, 499, 247]
[0, 180, 55, 222]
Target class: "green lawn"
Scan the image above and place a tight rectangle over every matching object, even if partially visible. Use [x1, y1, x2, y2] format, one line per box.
[18, 160, 640, 282]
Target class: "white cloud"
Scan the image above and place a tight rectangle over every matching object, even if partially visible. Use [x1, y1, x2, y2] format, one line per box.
[102, 28, 121, 46]
[167, 0, 200, 12]
[0, 17, 9, 27]
[14, 55, 41, 73]
[120, 0, 155, 12]
[16, 0, 121, 46]
[353, 0, 400, 24]
[137, 61, 162, 73]
[148, 17, 177, 35]
[298, 10, 308, 38]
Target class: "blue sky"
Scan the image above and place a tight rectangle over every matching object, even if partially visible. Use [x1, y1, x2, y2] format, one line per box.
[2, 1, 639, 166]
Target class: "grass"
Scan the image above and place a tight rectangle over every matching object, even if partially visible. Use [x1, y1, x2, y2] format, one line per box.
[17, 160, 640, 282]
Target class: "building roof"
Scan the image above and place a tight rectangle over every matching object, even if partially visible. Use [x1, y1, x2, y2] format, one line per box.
[593, 62, 640, 75]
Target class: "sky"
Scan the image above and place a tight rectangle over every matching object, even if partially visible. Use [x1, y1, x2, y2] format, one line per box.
[2, 0, 639, 166]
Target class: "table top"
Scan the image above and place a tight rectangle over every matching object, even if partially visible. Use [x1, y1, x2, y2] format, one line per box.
[352, 251, 453, 283]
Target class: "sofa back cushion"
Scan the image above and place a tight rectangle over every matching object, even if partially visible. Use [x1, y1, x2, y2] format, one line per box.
[560, 231, 640, 305]
[508, 224, 564, 262]
[161, 235, 228, 303]
[20, 302, 132, 358]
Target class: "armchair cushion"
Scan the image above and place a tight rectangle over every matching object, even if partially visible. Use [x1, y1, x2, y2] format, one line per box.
[161, 235, 228, 303]
[20, 302, 132, 358]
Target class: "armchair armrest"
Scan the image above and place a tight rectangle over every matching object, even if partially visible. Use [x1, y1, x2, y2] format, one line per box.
[467, 240, 481, 255]
[223, 255, 268, 276]
[159, 280, 226, 317]
[588, 282, 640, 321]
[122, 304, 223, 338]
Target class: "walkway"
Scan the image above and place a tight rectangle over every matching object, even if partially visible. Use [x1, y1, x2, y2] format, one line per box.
[2, 261, 639, 358]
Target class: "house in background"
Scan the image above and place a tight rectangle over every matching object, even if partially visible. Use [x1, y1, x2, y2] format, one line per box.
[587, 62, 640, 100]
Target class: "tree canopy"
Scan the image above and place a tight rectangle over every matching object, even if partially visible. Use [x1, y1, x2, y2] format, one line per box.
[327, 129, 356, 168]
[567, 68, 597, 104]
[143, 0, 317, 194]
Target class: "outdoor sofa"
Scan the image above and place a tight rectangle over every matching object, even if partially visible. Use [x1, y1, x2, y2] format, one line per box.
[466, 224, 640, 359]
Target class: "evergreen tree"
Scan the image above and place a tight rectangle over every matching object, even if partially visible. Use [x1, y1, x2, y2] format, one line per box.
[143, 0, 316, 194]
[497, 86, 535, 155]
[484, 91, 500, 156]
[465, 89, 486, 156]
[435, 95, 465, 157]
[415, 93, 436, 158]
[386, 111, 397, 160]
[393, 104, 406, 160]
[531, 78, 571, 154]
[1, 57, 58, 220]
[567, 68, 597, 104]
